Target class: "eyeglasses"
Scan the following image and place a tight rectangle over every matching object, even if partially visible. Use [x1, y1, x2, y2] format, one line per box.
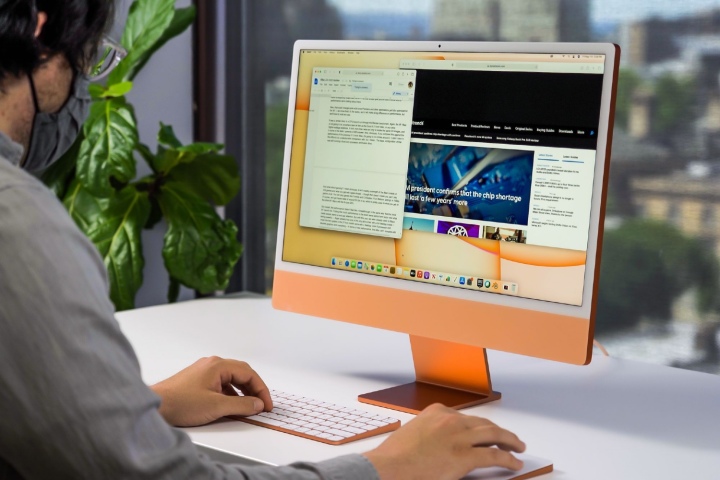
[90, 37, 127, 81]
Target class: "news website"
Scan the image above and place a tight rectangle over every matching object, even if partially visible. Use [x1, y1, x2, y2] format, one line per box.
[403, 65, 604, 253]
[284, 50, 606, 306]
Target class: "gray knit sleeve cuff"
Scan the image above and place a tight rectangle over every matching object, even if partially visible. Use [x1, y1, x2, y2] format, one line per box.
[292, 453, 381, 480]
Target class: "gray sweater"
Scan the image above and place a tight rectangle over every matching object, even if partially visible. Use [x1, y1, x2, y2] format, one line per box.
[0, 131, 379, 480]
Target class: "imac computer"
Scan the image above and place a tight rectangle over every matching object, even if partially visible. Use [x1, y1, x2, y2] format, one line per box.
[272, 41, 619, 414]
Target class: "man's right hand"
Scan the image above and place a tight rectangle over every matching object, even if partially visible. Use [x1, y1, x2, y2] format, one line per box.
[363, 403, 525, 480]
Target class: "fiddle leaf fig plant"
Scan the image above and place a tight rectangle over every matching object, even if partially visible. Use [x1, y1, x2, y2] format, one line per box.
[42, 0, 242, 311]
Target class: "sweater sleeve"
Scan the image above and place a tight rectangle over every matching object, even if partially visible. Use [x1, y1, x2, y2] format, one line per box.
[0, 179, 379, 480]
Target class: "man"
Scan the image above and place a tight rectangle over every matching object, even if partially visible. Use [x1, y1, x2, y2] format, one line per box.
[0, 1, 526, 478]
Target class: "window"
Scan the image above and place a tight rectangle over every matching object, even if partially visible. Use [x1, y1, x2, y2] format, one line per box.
[228, 0, 720, 375]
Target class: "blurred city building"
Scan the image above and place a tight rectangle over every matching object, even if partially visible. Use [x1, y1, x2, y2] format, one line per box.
[621, 10, 720, 68]
[607, 131, 671, 217]
[431, 0, 590, 42]
[631, 165, 720, 257]
[620, 11, 720, 158]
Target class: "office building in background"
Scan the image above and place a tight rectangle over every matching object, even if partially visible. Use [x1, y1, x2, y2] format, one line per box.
[431, 0, 590, 42]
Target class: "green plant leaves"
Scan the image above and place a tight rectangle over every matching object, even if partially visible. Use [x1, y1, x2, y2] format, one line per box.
[44, 0, 241, 312]
[158, 182, 242, 294]
[152, 123, 224, 174]
[151, 123, 239, 204]
[158, 123, 183, 149]
[41, 134, 83, 199]
[77, 97, 138, 197]
[63, 178, 110, 232]
[125, 6, 196, 83]
[167, 154, 240, 205]
[64, 180, 150, 311]
[89, 81, 134, 100]
[108, 0, 177, 84]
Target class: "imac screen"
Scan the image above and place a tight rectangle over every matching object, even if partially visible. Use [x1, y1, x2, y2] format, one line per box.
[282, 49, 606, 307]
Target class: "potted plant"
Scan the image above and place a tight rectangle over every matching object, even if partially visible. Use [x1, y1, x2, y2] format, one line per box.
[42, 0, 242, 311]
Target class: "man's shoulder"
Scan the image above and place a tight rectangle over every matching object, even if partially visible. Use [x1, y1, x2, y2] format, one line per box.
[0, 158, 110, 310]
[0, 159, 94, 260]
[0, 159, 51, 195]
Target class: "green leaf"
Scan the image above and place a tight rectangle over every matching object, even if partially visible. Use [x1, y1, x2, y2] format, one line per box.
[108, 0, 176, 85]
[136, 143, 156, 170]
[158, 123, 183, 149]
[41, 133, 83, 199]
[153, 143, 224, 174]
[152, 123, 224, 174]
[130, 6, 197, 81]
[158, 182, 242, 294]
[88, 83, 105, 99]
[89, 82, 134, 99]
[166, 153, 240, 205]
[63, 178, 110, 233]
[145, 195, 163, 229]
[77, 97, 138, 197]
[65, 180, 150, 311]
[180, 142, 225, 155]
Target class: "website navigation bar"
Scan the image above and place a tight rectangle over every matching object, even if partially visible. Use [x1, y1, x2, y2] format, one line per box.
[411, 119, 598, 149]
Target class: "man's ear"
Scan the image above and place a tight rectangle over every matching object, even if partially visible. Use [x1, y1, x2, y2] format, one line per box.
[34, 12, 47, 38]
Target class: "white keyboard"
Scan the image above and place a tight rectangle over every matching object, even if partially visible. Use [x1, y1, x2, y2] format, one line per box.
[233, 389, 401, 445]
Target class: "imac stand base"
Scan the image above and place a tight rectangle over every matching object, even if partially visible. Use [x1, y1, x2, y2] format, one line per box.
[359, 335, 501, 414]
[359, 381, 500, 414]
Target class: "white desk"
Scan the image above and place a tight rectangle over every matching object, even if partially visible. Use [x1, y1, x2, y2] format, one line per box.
[116, 296, 720, 479]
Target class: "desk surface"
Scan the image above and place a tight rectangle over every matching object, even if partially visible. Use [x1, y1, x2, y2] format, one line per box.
[116, 297, 720, 480]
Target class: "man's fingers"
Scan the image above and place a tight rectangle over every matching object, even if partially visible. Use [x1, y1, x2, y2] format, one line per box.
[212, 358, 273, 411]
[222, 384, 239, 397]
[216, 394, 265, 418]
[472, 447, 524, 471]
[463, 424, 526, 453]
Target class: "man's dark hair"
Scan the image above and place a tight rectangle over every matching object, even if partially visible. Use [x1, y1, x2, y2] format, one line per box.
[0, 0, 114, 81]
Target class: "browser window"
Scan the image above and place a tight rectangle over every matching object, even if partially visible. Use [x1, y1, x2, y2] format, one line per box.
[284, 50, 606, 307]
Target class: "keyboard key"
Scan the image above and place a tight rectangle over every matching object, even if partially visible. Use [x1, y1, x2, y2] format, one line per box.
[351, 422, 372, 430]
[244, 415, 266, 422]
[342, 426, 367, 435]
[284, 424, 306, 431]
[327, 428, 354, 438]
[367, 419, 389, 427]
[257, 418, 287, 427]
[263, 412, 286, 421]
[233, 390, 400, 445]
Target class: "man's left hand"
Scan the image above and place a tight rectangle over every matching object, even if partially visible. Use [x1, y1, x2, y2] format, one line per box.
[150, 356, 273, 427]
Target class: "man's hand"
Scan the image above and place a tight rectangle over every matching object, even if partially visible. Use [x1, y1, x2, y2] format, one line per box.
[363, 404, 525, 480]
[150, 356, 273, 427]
